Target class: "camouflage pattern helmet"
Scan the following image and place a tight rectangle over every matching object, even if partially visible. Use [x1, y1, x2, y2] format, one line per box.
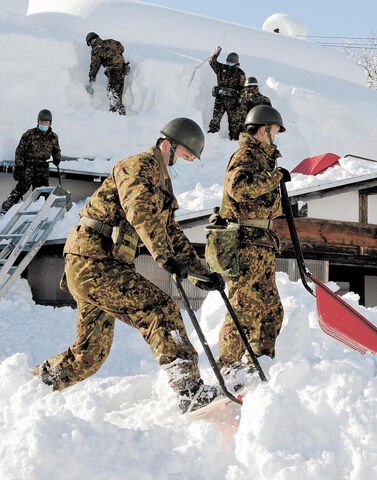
[160, 118, 205, 159]
[244, 76, 258, 87]
[86, 32, 99, 46]
[226, 52, 239, 64]
[37, 109, 52, 123]
[245, 105, 286, 132]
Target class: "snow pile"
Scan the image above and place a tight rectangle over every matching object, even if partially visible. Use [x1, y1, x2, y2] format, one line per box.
[1, 274, 377, 479]
[263, 13, 309, 38]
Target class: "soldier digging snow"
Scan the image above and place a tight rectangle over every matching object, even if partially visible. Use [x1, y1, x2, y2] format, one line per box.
[32, 117, 224, 414]
[85, 31, 130, 116]
[1, 109, 61, 214]
[207, 46, 245, 140]
[207, 106, 291, 389]
[238, 77, 272, 134]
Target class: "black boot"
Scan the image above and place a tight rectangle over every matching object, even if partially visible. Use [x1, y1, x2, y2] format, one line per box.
[178, 380, 220, 414]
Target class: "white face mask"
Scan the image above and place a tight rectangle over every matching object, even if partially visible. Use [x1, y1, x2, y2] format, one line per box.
[167, 157, 191, 179]
[273, 135, 280, 146]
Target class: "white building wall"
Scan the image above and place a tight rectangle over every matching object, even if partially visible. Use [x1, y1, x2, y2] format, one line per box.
[365, 276, 377, 308]
[367, 194, 377, 224]
[307, 191, 359, 222]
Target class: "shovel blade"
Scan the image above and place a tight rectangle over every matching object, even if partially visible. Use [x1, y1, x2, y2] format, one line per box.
[312, 275, 377, 354]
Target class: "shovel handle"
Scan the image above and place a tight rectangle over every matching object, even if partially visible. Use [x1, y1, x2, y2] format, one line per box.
[174, 275, 241, 405]
[280, 181, 314, 295]
[189, 271, 267, 382]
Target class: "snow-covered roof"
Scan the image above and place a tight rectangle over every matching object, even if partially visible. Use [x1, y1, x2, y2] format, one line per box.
[289, 171, 377, 202]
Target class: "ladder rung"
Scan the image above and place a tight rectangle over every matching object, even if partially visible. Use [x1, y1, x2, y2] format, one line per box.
[0, 234, 23, 238]
[0, 265, 17, 274]
[19, 211, 40, 215]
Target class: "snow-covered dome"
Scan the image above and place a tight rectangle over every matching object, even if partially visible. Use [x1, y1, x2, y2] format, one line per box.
[263, 13, 308, 39]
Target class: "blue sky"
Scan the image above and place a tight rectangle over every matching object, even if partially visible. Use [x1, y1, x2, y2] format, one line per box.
[142, 0, 376, 40]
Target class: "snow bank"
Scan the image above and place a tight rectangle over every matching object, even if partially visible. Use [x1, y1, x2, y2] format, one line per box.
[1, 274, 376, 479]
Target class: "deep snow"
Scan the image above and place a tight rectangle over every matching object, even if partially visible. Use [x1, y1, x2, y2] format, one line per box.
[1, 2, 377, 479]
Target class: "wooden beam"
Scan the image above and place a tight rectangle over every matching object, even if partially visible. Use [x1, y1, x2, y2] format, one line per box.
[359, 192, 368, 224]
[273, 217, 377, 262]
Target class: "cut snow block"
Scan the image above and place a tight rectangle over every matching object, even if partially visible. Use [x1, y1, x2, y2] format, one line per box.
[291, 153, 340, 176]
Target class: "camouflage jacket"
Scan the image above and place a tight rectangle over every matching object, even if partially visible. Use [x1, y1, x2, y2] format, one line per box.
[15, 127, 61, 167]
[220, 133, 283, 223]
[239, 91, 271, 121]
[209, 51, 245, 95]
[64, 147, 208, 275]
[89, 38, 125, 81]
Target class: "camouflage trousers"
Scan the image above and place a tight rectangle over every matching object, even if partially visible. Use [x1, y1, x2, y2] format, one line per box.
[217, 242, 284, 369]
[208, 96, 240, 140]
[32, 254, 200, 393]
[1, 164, 49, 212]
[106, 67, 126, 115]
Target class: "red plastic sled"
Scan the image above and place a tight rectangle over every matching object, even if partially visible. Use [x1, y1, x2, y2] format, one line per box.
[291, 153, 340, 175]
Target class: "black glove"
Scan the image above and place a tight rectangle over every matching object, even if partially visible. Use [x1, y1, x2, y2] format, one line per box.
[53, 158, 60, 167]
[163, 258, 188, 282]
[196, 272, 225, 291]
[278, 167, 291, 183]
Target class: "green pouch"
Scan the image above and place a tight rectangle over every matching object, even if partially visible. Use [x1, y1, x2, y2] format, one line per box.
[205, 222, 240, 277]
[111, 222, 139, 264]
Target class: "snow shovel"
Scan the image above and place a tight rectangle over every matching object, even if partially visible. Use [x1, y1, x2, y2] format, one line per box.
[173, 274, 268, 405]
[280, 179, 377, 354]
[47, 161, 72, 211]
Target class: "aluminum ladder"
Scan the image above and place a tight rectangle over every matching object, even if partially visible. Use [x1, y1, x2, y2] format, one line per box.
[0, 186, 71, 298]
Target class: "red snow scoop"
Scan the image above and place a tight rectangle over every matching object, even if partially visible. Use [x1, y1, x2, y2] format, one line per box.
[281, 180, 377, 354]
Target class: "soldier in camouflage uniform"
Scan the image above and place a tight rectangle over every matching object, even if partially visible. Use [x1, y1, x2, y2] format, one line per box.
[32, 117, 224, 414]
[1, 109, 61, 213]
[207, 46, 245, 140]
[238, 77, 272, 134]
[216, 106, 291, 381]
[85, 32, 130, 116]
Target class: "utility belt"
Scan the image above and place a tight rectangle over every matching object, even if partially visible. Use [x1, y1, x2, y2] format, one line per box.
[212, 86, 238, 97]
[236, 218, 273, 230]
[79, 216, 138, 263]
[79, 216, 113, 237]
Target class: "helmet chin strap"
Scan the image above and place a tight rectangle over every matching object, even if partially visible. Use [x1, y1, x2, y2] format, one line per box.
[169, 140, 178, 166]
[265, 125, 274, 145]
